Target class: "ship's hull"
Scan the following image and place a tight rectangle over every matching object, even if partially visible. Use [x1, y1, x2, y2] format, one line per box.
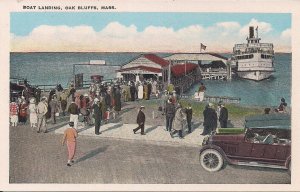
[234, 52, 274, 81]
[237, 71, 273, 81]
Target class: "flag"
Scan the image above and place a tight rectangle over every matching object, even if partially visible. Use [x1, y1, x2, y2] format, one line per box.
[200, 43, 207, 51]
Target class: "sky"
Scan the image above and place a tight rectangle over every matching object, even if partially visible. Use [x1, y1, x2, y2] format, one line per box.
[10, 12, 291, 53]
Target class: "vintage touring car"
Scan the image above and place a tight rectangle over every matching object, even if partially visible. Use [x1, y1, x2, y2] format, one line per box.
[199, 114, 291, 173]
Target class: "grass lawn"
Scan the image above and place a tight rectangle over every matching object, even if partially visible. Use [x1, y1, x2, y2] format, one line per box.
[135, 98, 265, 120]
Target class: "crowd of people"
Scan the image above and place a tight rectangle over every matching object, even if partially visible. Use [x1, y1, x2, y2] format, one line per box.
[9, 79, 289, 137]
[9, 79, 291, 167]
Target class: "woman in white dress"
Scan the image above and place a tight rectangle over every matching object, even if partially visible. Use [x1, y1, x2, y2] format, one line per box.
[152, 80, 157, 95]
[138, 82, 144, 99]
[28, 98, 38, 128]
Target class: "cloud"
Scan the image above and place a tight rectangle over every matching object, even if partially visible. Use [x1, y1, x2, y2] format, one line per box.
[11, 20, 290, 53]
[281, 28, 291, 39]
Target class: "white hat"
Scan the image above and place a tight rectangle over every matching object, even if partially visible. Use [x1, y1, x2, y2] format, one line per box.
[84, 93, 89, 97]
[29, 98, 35, 104]
[209, 103, 214, 107]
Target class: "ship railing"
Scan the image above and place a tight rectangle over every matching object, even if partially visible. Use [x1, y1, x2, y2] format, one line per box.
[234, 43, 273, 49]
[233, 49, 274, 55]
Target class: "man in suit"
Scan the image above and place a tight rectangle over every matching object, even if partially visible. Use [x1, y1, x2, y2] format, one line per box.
[219, 102, 228, 128]
[201, 103, 217, 135]
[165, 98, 175, 132]
[92, 98, 102, 135]
[133, 106, 146, 135]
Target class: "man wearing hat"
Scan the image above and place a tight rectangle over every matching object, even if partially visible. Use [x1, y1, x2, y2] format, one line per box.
[218, 102, 228, 128]
[201, 103, 217, 135]
[133, 106, 146, 135]
[92, 98, 102, 135]
[49, 94, 60, 124]
[165, 98, 175, 132]
[36, 96, 48, 133]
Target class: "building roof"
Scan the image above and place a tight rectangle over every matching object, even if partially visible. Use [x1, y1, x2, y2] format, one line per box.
[171, 63, 198, 77]
[121, 53, 169, 68]
[143, 54, 169, 67]
[116, 65, 161, 73]
[164, 52, 228, 62]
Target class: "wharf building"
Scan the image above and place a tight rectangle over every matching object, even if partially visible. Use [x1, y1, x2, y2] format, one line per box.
[164, 53, 231, 80]
[116, 53, 231, 93]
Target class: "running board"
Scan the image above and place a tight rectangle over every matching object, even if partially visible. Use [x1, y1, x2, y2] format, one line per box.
[236, 162, 287, 169]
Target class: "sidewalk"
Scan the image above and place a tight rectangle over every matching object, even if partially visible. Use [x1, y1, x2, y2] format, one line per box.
[54, 121, 206, 147]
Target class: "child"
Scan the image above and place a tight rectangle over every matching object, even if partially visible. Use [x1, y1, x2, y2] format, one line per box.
[61, 122, 78, 166]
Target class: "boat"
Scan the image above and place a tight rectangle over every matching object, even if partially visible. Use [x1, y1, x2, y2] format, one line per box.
[232, 26, 275, 81]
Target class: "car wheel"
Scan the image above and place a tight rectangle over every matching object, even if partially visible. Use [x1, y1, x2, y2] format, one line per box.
[200, 149, 224, 172]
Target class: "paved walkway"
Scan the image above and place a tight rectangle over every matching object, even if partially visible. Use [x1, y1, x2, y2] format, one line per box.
[54, 120, 206, 147]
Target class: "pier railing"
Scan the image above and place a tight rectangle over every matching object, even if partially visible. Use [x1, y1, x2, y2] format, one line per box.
[180, 94, 241, 104]
[35, 79, 116, 92]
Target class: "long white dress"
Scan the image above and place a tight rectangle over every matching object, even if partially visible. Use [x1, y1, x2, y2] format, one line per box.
[138, 85, 144, 99]
[28, 103, 38, 125]
[152, 81, 157, 94]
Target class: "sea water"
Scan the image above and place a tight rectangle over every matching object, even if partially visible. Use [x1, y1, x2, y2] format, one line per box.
[10, 52, 291, 107]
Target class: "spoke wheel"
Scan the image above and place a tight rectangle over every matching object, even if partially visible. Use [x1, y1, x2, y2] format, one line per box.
[200, 149, 224, 172]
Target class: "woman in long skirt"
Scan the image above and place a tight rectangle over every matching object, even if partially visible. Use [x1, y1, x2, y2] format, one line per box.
[61, 122, 78, 166]
[28, 98, 37, 128]
[19, 101, 28, 124]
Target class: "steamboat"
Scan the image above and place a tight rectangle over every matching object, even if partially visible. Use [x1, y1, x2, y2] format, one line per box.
[232, 26, 275, 81]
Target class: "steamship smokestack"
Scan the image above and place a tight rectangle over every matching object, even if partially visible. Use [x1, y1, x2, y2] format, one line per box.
[249, 26, 254, 38]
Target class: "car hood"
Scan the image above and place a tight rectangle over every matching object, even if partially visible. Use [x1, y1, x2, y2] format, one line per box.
[211, 134, 245, 142]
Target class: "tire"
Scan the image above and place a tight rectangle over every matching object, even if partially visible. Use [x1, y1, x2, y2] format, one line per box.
[199, 149, 224, 172]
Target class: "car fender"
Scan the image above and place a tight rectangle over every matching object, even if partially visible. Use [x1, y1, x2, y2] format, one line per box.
[285, 155, 291, 168]
[199, 144, 233, 164]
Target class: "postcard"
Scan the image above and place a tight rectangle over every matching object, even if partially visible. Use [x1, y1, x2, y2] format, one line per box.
[1, 0, 300, 191]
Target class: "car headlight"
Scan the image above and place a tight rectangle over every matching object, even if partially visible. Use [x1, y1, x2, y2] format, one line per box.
[202, 136, 209, 146]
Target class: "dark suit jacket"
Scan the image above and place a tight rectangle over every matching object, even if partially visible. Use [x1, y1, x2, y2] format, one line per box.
[137, 110, 145, 125]
[92, 103, 102, 120]
[203, 107, 217, 129]
[219, 107, 228, 122]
